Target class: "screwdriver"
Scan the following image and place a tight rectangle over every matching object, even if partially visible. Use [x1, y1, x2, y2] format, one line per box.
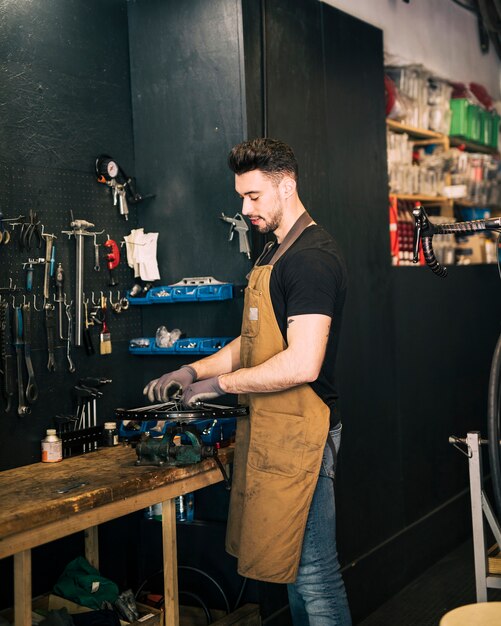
[55, 262, 64, 340]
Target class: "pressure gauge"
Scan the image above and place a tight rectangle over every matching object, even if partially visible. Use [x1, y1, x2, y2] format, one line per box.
[96, 155, 119, 181]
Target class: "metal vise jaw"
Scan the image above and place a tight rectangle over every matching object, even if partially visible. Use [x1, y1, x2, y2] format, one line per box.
[135, 428, 215, 467]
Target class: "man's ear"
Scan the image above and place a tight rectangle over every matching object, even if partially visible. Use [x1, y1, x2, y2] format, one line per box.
[280, 175, 297, 199]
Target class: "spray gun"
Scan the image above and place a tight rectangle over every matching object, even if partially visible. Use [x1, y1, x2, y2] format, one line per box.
[219, 213, 251, 259]
[104, 237, 120, 286]
[95, 155, 153, 221]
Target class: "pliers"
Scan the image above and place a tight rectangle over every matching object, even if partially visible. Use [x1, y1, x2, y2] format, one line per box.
[20, 209, 43, 251]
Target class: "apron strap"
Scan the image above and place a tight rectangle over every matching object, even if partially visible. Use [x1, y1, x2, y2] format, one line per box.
[246, 211, 314, 279]
[267, 210, 313, 266]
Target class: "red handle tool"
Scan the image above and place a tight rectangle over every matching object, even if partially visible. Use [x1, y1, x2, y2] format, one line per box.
[104, 238, 120, 286]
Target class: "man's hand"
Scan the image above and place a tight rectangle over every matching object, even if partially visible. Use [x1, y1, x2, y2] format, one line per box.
[143, 365, 197, 403]
[182, 376, 225, 406]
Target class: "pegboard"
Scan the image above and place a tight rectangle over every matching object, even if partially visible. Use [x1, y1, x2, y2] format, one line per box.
[0, 160, 143, 354]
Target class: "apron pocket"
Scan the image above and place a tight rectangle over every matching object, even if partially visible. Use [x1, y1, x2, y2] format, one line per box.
[248, 408, 306, 477]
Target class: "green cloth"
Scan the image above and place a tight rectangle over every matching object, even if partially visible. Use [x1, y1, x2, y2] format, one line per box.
[53, 557, 119, 610]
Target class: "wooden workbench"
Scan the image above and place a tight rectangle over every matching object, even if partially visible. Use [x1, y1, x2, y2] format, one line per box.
[0, 443, 234, 626]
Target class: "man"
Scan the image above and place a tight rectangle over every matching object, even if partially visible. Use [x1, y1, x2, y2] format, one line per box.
[144, 138, 351, 625]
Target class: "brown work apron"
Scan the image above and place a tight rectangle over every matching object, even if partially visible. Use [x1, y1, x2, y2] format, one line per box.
[225, 212, 330, 583]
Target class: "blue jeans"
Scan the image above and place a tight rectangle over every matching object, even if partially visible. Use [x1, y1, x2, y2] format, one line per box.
[287, 424, 352, 626]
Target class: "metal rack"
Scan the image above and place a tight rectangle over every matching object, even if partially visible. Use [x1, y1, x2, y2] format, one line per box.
[451, 431, 501, 601]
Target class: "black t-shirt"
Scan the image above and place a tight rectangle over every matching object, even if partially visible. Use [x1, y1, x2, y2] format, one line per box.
[257, 224, 347, 426]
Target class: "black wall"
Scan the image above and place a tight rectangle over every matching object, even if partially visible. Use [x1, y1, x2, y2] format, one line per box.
[0, 0, 143, 610]
[127, 0, 251, 390]
[243, 0, 501, 621]
[0, 0, 141, 465]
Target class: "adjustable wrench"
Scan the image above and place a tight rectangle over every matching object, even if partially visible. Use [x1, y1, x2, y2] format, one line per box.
[45, 302, 56, 371]
[13, 307, 30, 415]
[22, 303, 38, 404]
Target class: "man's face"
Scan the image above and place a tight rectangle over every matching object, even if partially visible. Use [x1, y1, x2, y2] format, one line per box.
[235, 170, 284, 234]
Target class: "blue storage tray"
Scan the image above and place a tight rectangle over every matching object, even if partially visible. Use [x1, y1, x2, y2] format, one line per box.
[129, 337, 235, 355]
[126, 290, 151, 305]
[174, 338, 202, 353]
[197, 284, 233, 301]
[199, 337, 233, 353]
[148, 286, 174, 303]
[129, 339, 153, 355]
[126, 283, 233, 304]
[151, 342, 177, 354]
[171, 286, 198, 301]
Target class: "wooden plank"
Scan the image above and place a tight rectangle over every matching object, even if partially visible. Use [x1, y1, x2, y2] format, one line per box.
[162, 499, 179, 626]
[0, 459, 231, 559]
[13, 550, 31, 626]
[0, 445, 233, 545]
[393, 194, 450, 203]
[211, 604, 261, 626]
[386, 119, 445, 140]
[84, 526, 99, 570]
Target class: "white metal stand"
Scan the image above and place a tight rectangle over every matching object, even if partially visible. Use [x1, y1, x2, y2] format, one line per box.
[455, 432, 501, 601]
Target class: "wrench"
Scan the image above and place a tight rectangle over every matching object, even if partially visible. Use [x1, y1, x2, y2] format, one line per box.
[45, 302, 56, 371]
[13, 307, 30, 415]
[22, 303, 38, 404]
[65, 303, 76, 373]
[93, 234, 100, 271]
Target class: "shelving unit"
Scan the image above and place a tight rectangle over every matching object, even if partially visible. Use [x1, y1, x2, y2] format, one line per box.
[449, 135, 499, 156]
[386, 119, 448, 144]
[386, 119, 453, 215]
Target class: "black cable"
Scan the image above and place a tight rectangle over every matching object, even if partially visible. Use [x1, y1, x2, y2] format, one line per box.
[179, 565, 231, 615]
[134, 565, 230, 615]
[496, 232, 501, 282]
[179, 591, 212, 624]
[233, 577, 248, 611]
[488, 333, 501, 520]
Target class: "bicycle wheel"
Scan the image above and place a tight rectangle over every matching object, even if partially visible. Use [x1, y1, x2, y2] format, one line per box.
[487, 332, 501, 518]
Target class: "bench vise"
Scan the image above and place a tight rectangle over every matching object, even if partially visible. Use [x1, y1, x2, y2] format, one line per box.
[135, 424, 231, 489]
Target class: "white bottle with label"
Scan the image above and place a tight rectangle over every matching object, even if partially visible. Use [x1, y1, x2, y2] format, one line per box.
[41, 429, 63, 463]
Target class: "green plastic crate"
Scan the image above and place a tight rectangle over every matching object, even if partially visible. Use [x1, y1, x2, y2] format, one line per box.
[479, 109, 492, 146]
[450, 98, 468, 136]
[489, 112, 500, 149]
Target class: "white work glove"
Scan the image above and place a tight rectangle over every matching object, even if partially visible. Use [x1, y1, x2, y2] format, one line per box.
[136, 232, 160, 281]
[124, 228, 144, 271]
[182, 377, 225, 407]
[143, 365, 197, 403]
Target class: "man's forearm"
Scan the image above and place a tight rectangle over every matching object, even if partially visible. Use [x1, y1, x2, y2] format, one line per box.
[189, 336, 241, 380]
[218, 346, 316, 394]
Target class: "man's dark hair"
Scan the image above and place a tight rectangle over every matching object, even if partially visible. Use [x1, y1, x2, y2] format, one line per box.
[228, 138, 298, 184]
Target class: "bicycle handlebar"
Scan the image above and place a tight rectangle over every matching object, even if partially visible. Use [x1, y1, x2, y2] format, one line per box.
[412, 203, 501, 277]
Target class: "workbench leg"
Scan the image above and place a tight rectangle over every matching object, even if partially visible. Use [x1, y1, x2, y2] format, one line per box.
[162, 499, 179, 626]
[14, 550, 31, 626]
[85, 526, 99, 570]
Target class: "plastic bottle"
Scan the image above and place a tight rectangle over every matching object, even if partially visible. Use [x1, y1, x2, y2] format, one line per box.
[103, 422, 118, 446]
[41, 429, 62, 463]
[176, 493, 194, 522]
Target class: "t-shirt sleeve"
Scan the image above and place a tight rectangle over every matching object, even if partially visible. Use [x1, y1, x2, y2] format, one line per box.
[280, 248, 344, 318]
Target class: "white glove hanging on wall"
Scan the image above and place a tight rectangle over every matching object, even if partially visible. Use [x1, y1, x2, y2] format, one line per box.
[136, 231, 160, 281]
[124, 229, 144, 277]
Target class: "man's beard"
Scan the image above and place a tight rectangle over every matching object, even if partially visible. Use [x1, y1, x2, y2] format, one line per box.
[253, 196, 283, 234]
